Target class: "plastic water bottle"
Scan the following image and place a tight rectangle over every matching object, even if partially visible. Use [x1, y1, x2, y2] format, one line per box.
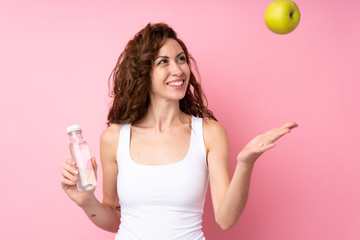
[67, 125, 97, 191]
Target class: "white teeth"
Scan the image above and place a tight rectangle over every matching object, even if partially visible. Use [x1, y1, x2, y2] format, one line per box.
[168, 81, 183, 86]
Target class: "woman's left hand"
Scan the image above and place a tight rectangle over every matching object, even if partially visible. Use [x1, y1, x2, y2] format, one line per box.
[237, 122, 298, 165]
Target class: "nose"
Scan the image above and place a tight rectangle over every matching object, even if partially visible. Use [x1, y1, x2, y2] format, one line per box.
[169, 60, 184, 76]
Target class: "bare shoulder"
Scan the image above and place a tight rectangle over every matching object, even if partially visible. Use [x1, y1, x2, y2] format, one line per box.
[100, 124, 120, 146]
[203, 119, 227, 137]
[100, 124, 121, 163]
[203, 119, 229, 151]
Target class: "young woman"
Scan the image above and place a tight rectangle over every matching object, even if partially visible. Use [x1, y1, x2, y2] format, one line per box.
[61, 23, 298, 240]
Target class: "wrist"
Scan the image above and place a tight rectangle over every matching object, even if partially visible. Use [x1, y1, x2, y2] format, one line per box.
[237, 151, 261, 166]
[78, 193, 97, 209]
[236, 160, 256, 170]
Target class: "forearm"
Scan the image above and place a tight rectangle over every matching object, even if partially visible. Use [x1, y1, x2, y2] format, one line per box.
[216, 161, 254, 230]
[80, 195, 120, 233]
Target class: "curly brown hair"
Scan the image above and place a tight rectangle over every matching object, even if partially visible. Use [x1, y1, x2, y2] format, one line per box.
[107, 22, 216, 126]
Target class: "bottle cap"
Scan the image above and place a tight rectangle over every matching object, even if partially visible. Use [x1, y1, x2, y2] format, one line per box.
[67, 125, 82, 133]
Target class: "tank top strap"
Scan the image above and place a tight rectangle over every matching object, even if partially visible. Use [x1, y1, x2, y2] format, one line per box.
[192, 116, 202, 136]
[117, 123, 131, 167]
[191, 116, 207, 162]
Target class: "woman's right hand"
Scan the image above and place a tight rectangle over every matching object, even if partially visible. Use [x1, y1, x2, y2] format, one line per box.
[61, 157, 98, 207]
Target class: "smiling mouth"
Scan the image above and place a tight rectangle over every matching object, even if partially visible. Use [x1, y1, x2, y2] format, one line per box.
[167, 80, 184, 87]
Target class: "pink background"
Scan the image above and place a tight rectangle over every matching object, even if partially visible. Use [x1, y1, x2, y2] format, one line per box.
[1, 0, 359, 239]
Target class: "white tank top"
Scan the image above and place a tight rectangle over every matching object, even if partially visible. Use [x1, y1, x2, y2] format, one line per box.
[115, 116, 208, 240]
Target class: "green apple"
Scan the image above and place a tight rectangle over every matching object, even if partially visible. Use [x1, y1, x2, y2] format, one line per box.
[264, 0, 300, 34]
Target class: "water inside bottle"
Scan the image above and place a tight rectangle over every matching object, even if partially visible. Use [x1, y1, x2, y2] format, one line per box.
[70, 142, 97, 191]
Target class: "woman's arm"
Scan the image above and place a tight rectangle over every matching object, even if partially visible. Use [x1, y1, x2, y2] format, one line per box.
[204, 120, 297, 230]
[61, 124, 121, 232]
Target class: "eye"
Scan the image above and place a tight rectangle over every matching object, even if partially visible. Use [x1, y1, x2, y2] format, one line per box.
[177, 56, 186, 63]
[158, 59, 168, 65]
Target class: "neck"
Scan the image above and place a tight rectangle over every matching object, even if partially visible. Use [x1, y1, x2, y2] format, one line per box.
[139, 99, 188, 132]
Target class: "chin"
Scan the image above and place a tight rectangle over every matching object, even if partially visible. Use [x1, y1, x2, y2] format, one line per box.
[171, 95, 186, 102]
[167, 88, 188, 101]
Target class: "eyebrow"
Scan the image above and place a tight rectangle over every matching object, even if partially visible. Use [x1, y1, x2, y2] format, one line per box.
[154, 52, 185, 61]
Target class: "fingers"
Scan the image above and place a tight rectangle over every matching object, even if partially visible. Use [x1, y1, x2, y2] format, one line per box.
[61, 176, 76, 187]
[91, 157, 98, 179]
[91, 157, 97, 170]
[263, 121, 298, 144]
[61, 159, 78, 187]
[276, 121, 298, 139]
[262, 128, 286, 143]
[281, 121, 298, 130]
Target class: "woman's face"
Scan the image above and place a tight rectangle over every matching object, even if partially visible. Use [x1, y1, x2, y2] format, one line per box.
[150, 38, 190, 102]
